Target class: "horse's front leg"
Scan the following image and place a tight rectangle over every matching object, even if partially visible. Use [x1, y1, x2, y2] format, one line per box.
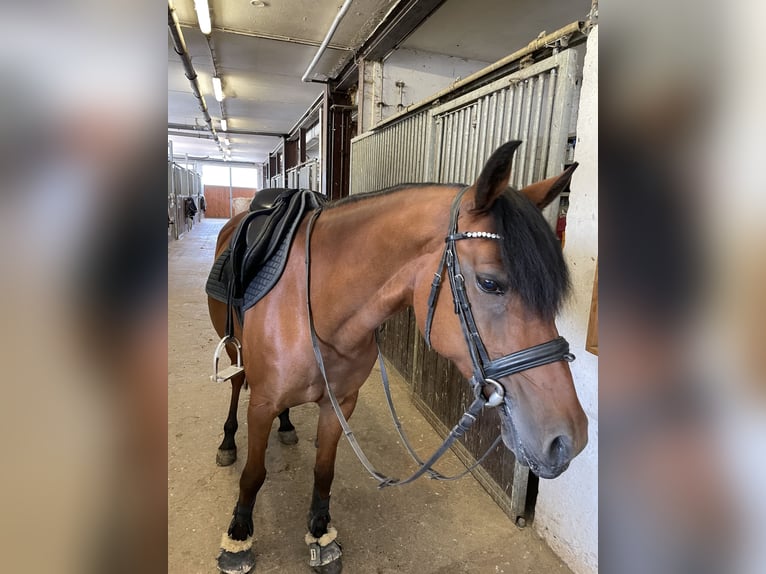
[216, 370, 246, 466]
[305, 393, 358, 574]
[217, 400, 278, 574]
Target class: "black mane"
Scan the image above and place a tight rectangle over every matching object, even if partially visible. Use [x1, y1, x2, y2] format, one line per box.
[491, 188, 570, 318]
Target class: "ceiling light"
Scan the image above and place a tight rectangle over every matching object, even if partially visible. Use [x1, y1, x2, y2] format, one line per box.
[212, 76, 224, 102]
[194, 0, 212, 35]
[220, 119, 227, 131]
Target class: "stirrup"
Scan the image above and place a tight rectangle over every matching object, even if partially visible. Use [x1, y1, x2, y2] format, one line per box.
[211, 336, 245, 382]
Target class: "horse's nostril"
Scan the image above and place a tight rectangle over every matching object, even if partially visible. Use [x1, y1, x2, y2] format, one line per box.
[548, 435, 573, 467]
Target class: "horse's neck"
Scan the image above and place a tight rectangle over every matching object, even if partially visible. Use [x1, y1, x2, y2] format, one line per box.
[310, 187, 454, 345]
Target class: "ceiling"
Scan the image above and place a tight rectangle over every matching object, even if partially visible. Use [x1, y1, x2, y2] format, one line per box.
[401, 0, 589, 62]
[168, 0, 591, 165]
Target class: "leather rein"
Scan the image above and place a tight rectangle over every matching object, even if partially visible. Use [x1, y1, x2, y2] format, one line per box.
[304, 187, 574, 488]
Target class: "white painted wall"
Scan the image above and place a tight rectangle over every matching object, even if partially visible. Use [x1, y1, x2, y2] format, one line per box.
[361, 48, 490, 129]
[533, 26, 598, 574]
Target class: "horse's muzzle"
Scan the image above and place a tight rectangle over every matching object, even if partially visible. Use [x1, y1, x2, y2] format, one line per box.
[497, 399, 575, 479]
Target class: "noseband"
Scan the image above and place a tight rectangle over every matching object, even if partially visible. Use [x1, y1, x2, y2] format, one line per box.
[423, 186, 575, 408]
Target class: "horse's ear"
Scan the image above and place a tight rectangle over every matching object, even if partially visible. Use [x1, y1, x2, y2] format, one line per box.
[520, 162, 579, 210]
[470, 141, 522, 214]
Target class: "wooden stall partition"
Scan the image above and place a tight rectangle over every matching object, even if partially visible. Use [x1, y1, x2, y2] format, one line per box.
[204, 185, 256, 218]
[378, 309, 530, 522]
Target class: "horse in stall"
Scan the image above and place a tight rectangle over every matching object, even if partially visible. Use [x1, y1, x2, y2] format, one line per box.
[206, 142, 588, 573]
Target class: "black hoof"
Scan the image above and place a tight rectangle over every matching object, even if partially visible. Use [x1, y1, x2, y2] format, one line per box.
[314, 557, 342, 574]
[216, 448, 237, 466]
[308, 538, 342, 573]
[217, 548, 255, 574]
[277, 429, 298, 445]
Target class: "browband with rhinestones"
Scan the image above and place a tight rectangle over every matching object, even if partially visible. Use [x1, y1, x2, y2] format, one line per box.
[447, 231, 503, 241]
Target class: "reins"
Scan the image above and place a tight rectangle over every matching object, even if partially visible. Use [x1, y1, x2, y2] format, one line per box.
[304, 186, 574, 488]
[305, 208, 500, 488]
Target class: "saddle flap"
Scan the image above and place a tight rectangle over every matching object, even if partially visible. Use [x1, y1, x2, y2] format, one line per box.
[217, 188, 326, 305]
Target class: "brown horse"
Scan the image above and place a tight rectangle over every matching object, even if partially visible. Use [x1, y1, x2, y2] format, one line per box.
[208, 142, 588, 573]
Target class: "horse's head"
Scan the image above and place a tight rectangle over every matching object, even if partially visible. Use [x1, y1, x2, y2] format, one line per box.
[414, 142, 588, 479]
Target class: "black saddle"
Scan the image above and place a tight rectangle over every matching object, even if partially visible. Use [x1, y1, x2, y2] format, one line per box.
[248, 187, 285, 212]
[206, 188, 326, 319]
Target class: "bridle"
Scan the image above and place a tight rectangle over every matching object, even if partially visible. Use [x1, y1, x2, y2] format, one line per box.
[423, 186, 575, 408]
[304, 186, 574, 488]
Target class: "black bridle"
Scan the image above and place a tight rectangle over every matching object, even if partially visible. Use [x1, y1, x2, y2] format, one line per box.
[423, 186, 575, 408]
[305, 186, 574, 488]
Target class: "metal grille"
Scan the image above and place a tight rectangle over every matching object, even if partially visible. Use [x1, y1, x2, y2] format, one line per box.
[349, 109, 430, 194]
[351, 51, 576, 195]
[286, 159, 320, 191]
[434, 70, 559, 187]
[168, 161, 202, 240]
[270, 174, 284, 189]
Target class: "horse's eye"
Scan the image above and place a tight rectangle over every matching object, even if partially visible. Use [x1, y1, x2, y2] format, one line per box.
[477, 276, 504, 295]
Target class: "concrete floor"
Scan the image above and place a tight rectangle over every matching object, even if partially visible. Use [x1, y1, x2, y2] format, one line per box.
[169, 218, 573, 574]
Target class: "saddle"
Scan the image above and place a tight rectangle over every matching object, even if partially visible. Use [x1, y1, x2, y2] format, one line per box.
[206, 188, 326, 317]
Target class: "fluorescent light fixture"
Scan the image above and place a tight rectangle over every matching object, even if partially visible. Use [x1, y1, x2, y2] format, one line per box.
[220, 119, 227, 131]
[212, 76, 224, 102]
[194, 0, 212, 35]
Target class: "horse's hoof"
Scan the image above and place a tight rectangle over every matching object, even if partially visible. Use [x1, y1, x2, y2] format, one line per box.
[218, 535, 255, 574]
[306, 528, 342, 573]
[216, 448, 237, 466]
[217, 549, 255, 574]
[313, 556, 342, 574]
[278, 429, 298, 445]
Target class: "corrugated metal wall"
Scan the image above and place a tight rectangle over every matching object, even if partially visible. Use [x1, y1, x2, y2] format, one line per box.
[435, 72, 559, 187]
[350, 110, 430, 194]
[270, 174, 284, 189]
[350, 50, 579, 522]
[286, 159, 320, 191]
